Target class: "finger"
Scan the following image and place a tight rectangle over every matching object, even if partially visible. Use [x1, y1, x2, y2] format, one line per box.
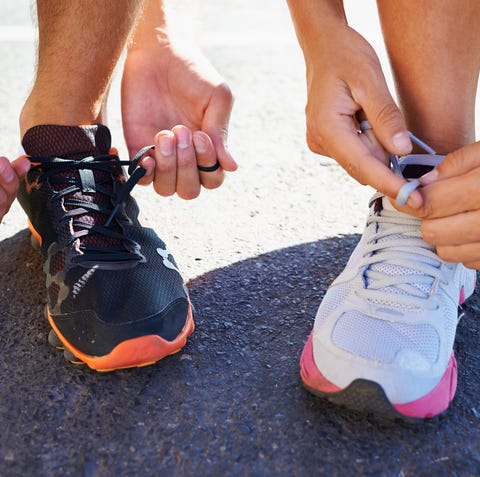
[422, 211, 480, 247]
[193, 131, 225, 190]
[11, 155, 31, 180]
[462, 259, 480, 271]
[436, 242, 480, 266]
[202, 83, 237, 172]
[318, 117, 422, 207]
[420, 142, 480, 186]
[173, 125, 201, 200]
[0, 156, 21, 197]
[352, 73, 412, 157]
[137, 155, 155, 186]
[358, 127, 389, 165]
[0, 188, 10, 222]
[401, 166, 480, 219]
[152, 131, 177, 196]
[0, 156, 23, 223]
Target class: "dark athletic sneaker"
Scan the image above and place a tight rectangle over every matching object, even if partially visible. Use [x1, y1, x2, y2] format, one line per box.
[17, 124, 193, 371]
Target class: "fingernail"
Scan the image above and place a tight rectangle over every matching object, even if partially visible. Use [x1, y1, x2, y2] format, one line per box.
[0, 161, 15, 183]
[176, 127, 191, 150]
[193, 133, 207, 154]
[419, 168, 439, 186]
[392, 132, 411, 153]
[158, 135, 174, 156]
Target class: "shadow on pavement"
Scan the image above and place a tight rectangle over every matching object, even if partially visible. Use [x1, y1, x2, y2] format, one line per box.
[0, 231, 479, 476]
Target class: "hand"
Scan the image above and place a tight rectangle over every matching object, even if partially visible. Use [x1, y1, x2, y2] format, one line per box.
[121, 39, 237, 200]
[0, 155, 30, 222]
[398, 142, 480, 269]
[301, 24, 418, 203]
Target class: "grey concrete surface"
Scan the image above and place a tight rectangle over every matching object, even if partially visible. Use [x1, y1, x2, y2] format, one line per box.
[0, 2, 480, 476]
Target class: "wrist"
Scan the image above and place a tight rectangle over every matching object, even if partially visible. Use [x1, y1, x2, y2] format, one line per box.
[128, 0, 170, 51]
[129, 0, 200, 54]
[287, 0, 347, 57]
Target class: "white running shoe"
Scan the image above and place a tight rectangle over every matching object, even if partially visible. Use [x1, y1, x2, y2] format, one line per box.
[300, 153, 476, 420]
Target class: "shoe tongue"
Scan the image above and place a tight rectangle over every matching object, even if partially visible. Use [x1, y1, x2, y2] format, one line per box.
[22, 124, 111, 159]
[22, 124, 122, 251]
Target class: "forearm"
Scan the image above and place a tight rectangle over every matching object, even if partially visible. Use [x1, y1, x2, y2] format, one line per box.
[130, 0, 168, 50]
[130, 0, 200, 51]
[286, 0, 347, 57]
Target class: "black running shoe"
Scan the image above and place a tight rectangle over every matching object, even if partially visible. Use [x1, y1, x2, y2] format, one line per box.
[17, 124, 194, 371]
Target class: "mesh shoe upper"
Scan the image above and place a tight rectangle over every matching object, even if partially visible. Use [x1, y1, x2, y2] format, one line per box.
[310, 154, 476, 404]
[17, 125, 190, 356]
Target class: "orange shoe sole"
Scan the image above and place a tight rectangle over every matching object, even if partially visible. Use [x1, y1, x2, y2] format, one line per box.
[47, 305, 195, 372]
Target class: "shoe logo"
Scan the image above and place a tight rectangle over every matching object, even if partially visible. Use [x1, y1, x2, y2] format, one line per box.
[156, 246, 180, 273]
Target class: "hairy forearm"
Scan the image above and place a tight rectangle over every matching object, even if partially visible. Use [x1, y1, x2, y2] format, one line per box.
[286, 0, 347, 56]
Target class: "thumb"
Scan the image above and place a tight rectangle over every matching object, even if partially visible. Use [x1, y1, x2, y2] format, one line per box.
[202, 83, 237, 172]
[356, 80, 412, 157]
[420, 142, 480, 186]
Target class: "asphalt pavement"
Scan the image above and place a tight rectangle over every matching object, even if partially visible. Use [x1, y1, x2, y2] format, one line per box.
[0, 2, 479, 476]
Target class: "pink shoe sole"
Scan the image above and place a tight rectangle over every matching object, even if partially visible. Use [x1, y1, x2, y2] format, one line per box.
[300, 333, 457, 420]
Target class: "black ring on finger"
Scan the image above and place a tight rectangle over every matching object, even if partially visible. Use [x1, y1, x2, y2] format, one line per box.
[198, 160, 221, 172]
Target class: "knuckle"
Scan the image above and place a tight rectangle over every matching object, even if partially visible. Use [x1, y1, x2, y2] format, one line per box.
[177, 154, 195, 169]
[217, 126, 229, 142]
[155, 160, 176, 175]
[445, 146, 468, 172]
[417, 199, 434, 219]
[374, 102, 402, 128]
[306, 130, 327, 156]
[216, 82, 234, 106]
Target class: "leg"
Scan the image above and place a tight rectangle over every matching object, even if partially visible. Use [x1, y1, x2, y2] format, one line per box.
[377, 0, 480, 153]
[17, 0, 194, 371]
[20, 0, 144, 135]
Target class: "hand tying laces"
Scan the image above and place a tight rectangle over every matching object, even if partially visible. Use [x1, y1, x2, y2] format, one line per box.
[359, 120, 438, 206]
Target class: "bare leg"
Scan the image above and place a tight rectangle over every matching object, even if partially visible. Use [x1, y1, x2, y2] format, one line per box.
[20, 0, 145, 136]
[377, 0, 480, 153]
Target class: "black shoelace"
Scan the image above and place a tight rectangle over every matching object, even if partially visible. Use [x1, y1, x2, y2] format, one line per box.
[29, 145, 154, 264]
